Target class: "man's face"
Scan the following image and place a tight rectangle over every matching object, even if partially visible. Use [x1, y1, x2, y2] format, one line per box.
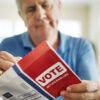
[19, 0, 61, 41]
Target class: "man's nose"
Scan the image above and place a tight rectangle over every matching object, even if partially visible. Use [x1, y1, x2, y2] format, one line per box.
[35, 6, 46, 19]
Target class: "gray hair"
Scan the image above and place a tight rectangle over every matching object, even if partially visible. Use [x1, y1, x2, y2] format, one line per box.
[16, 0, 22, 11]
[16, 0, 60, 11]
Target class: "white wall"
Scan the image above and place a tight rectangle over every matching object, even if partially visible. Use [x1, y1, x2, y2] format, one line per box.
[0, 4, 25, 41]
[89, 3, 100, 68]
[0, 4, 19, 19]
[61, 4, 89, 38]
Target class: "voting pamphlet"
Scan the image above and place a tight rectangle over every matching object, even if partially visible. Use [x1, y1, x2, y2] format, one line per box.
[0, 41, 81, 100]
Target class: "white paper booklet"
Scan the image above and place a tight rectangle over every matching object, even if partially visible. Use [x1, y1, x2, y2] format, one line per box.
[0, 67, 49, 100]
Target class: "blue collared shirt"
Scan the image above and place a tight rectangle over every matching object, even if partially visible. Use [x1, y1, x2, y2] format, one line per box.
[0, 31, 100, 100]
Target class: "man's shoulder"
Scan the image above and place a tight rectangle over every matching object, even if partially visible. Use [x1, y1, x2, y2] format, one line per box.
[60, 33, 93, 54]
[68, 36, 92, 48]
[66, 35, 93, 53]
[64, 34, 87, 42]
[0, 32, 26, 50]
[60, 33, 90, 45]
[0, 32, 27, 45]
[2, 34, 21, 42]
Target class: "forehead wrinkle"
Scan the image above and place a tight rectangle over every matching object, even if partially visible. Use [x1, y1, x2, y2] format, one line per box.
[27, 0, 53, 5]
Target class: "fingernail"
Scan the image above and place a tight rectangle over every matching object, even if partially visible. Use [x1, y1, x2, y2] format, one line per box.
[0, 70, 3, 75]
[60, 91, 65, 96]
[66, 87, 71, 92]
[87, 83, 98, 91]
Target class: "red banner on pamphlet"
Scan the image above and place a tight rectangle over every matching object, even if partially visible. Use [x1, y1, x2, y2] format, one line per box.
[18, 41, 81, 98]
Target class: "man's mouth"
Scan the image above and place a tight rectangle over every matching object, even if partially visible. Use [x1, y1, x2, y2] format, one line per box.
[35, 20, 50, 28]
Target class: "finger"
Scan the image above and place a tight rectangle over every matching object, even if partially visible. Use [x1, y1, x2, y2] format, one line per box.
[61, 91, 98, 100]
[15, 57, 22, 62]
[66, 80, 98, 92]
[63, 97, 70, 100]
[0, 69, 4, 76]
[0, 58, 14, 71]
[0, 51, 16, 63]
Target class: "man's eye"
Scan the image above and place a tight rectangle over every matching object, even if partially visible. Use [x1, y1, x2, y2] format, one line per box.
[42, 4, 50, 9]
[26, 7, 35, 13]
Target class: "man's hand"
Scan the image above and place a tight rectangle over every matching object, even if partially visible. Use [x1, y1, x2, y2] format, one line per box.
[61, 80, 100, 100]
[0, 51, 22, 75]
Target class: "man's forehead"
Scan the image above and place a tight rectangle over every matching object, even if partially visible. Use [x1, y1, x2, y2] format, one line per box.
[21, 0, 54, 3]
[20, 0, 56, 8]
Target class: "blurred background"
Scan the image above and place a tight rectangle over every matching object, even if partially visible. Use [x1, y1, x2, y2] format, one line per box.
[0, 0, 100, 71]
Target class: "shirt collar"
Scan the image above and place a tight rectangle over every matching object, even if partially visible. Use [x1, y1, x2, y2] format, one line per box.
[21, 31, 34, 50]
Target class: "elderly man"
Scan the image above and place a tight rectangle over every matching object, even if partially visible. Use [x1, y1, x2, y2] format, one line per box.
[0, 0, 100, 99]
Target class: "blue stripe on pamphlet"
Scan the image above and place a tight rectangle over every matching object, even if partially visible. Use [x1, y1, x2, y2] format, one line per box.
[13, 64, 54, 100]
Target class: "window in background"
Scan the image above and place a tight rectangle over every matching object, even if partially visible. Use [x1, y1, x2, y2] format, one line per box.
[58, 20, 82, 37]
[14, 19, 27, 34]
[0, 19, 26, 42]
[0, 19, 13, 37]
